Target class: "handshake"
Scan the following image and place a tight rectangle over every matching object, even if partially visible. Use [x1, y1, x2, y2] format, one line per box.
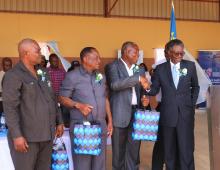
[140, 76, 150, 90]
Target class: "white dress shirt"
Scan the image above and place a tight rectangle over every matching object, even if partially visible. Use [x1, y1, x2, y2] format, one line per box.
[170, 61, 180, 87]
[147, 61, 181, 95]
[120, 58, 138, 105]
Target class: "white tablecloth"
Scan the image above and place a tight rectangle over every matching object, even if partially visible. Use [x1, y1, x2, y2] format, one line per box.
[0, 131, 73, 170]
[0, 135, 14, 170]
[62, 130, 74, 170]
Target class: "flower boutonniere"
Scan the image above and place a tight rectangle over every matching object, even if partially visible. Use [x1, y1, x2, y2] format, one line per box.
[37, 69, 47, 82]
[95, 73, 103, 84]
[133, 64, 140, 73]
[47, 80, 51, 87]
[178, 68, 188, 76]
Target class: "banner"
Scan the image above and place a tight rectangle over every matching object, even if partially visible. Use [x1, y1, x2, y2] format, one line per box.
[198, 50, 220, 85]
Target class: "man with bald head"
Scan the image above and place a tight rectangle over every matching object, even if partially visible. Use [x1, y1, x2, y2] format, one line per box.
[2, 38, 64, 170]
[105, 41, 147, 170]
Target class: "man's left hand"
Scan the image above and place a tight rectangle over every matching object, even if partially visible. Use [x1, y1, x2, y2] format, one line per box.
[55, 124, 64, 138]
[140, 76, 150, 90]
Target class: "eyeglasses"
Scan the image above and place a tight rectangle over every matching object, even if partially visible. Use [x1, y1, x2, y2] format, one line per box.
[172, 51, 185, 57]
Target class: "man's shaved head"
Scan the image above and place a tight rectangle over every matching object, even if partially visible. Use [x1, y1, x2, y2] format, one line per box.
[18, 39, 39, 58]
[18, 38, 41, 65]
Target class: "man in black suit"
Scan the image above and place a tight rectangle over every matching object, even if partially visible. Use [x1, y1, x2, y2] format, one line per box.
[151, 40, 174, 170]
[144, 39, 199, 170]
[105, 41, 147, 170]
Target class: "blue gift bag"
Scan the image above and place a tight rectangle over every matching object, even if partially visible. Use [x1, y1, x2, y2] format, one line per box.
[73, 121, 102, 156]
[0, 113, 7, 137]
[132, 110, 160, 141]
[51, 137, 69, 170]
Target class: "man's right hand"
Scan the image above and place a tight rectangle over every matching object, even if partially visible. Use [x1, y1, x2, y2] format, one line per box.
[140, 76, 150, 90]
[75, 102, 93, 116]
[13, 137, 29, 153]
[141, 95, 150, 107]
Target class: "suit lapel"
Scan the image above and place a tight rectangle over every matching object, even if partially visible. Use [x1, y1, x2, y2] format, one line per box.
[118, 59, 129, 78]
[177, 60, 186, 90]
[166, 61, 176, 90]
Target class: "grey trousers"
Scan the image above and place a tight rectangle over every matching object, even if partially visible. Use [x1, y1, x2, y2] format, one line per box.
[8, 136, 53, 170]
[112, 109, 141, 170]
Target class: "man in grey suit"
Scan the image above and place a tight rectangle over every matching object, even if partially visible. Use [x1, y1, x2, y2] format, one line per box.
[2, 38, 64, 170]
[59, 47, 113, 170]
[105, 41, 147, 170]
[144, 39, 200, 170]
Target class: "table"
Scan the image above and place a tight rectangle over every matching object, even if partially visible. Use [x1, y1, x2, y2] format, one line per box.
[62, 130, 74, 170]
[0, 130, 73, 170]
[0, 133, 14, 170]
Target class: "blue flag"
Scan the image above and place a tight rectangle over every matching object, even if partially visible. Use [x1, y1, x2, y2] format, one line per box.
[170, 2, 176, 40]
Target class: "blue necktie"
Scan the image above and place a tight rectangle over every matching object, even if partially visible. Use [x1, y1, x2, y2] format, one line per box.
[172, 64, 179, 88]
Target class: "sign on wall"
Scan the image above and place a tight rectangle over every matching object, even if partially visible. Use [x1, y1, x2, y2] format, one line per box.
[198, 50, 220, 85]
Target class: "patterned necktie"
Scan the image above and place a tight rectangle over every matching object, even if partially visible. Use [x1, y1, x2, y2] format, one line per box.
[172, 64, 179, 88]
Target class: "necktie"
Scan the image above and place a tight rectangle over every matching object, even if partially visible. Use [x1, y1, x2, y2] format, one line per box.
[172, 64, 179, 88]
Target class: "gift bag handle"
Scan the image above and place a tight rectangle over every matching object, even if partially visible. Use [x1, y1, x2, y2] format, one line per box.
[53, 137, 66, 150]
[83, 111, 95, 123]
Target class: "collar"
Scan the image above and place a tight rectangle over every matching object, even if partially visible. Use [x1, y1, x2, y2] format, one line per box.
[79, 65, 96, 76]
[120, 58, 135, 71]
[48, 66, 61, 71]
[17, 61, 31, 73]
[170, 61, 180, 69]
[17, 61, 39, 81]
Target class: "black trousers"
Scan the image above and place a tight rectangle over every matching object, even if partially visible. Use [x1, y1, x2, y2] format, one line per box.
[60, 105, 70, 128]
[112, 108, 141, 170]
[152, 125, 164, 170]
[0, 101, 3, 118]
[152, 125, 180, 170]
[162, 116, 195, 170]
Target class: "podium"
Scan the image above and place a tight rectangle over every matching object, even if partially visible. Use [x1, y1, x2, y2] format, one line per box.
[207, 85, 220, 170]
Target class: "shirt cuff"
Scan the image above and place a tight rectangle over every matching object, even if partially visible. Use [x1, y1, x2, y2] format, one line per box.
[146, 89, 151, 93]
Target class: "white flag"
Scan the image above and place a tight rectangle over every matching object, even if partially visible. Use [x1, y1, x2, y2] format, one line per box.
[184, 49, 212, 104]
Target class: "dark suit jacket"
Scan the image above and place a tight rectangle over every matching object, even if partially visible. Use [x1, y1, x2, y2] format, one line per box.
[147, 60, 200, 127]
[105, 59, 145, 128]
[2, 61, 63, 142]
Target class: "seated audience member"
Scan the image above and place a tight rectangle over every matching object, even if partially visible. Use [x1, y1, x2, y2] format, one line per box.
[140, 62, 151, 82]
[39, 55, 48, 68]
[48, 53, 66, 95]
[48, 53, 68, 126]
[0, 57, 12, 117]
[68, 60, 80, 72]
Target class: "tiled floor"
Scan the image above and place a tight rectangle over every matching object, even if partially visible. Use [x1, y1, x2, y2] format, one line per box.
[106, 110, 210, 170]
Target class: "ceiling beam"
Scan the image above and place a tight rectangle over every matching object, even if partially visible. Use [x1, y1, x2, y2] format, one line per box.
[104, 0, 109, 17]
[108, 0, 119, 16]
